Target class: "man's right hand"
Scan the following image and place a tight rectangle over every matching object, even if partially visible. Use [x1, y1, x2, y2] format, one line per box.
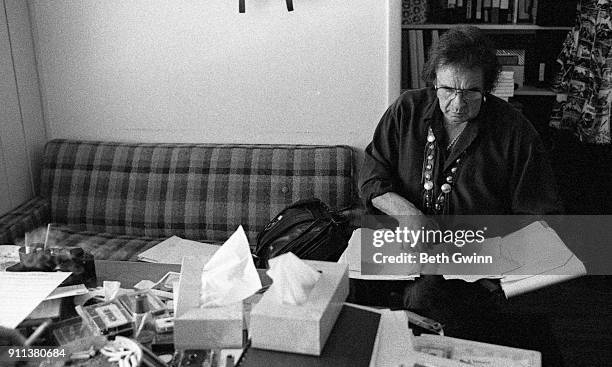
[371, 192, 439, 250]
[372, 192, 424, 218]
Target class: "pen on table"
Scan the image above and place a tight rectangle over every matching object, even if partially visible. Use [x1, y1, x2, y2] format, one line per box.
[24, 319, 52, 346]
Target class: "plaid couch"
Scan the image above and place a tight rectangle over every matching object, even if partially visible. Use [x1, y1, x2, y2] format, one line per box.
[0, 139, 359, 260]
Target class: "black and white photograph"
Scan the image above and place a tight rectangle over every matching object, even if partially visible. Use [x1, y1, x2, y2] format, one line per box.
[1, 1, 611, 366]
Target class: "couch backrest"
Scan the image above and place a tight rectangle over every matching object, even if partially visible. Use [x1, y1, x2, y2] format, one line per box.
[40, 139, 358, 243]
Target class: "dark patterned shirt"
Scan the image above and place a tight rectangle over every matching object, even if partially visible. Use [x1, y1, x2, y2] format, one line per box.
[359, 88, 563, 215]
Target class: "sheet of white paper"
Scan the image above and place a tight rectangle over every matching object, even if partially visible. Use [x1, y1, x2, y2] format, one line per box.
[344, 229, 363, 272]
[501, 221, 574, 276]
[347, 270, 418, 281]
[45, 284, 88, 300]
[429, 237, 521, 280]
[501, 255, 587, 298]
[0, 271, 71, 328]
[137, 236, 219, 264]
[200, 226, 262, 307]
[372, 310, 417, 367]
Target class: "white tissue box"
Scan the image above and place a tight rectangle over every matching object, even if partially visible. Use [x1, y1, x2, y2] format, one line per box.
[174, 257, 244, 349]
[249, 260, 349, 355]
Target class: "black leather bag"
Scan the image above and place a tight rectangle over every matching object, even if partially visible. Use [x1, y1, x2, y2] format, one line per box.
[253, 198, 352, 268]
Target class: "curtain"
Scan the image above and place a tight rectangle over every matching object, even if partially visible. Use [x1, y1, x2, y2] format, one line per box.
[551, 0, 612, 144]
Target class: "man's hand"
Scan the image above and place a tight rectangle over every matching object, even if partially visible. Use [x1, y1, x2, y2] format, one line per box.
[372, 192, 439, 250]
[372, 192, 424, 217]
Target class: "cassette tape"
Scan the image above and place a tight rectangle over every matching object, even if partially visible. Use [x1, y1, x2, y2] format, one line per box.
[76, 299, 134, 337]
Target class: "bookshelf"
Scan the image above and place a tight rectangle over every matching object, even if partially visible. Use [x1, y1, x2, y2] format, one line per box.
[400, 85, 556, 96]
[401, 26, 570, 92]
[400, 2, 577, 145]
[403, 24, 571, 32]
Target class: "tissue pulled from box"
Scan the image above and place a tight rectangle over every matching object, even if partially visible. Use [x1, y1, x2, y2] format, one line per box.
[267, 252, 321, 305]
[200, 225, 262, 307]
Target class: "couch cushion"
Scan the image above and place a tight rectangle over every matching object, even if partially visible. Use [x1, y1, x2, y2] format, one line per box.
[40, 140, 358, 244]
[49, 224, 165, 261]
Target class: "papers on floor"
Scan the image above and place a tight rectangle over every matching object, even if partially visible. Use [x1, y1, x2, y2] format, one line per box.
[137, 235, 219, 265]
[0, 271, 71, 328]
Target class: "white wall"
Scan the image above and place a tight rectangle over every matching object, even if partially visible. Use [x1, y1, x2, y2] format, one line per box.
[30, 0, 401, 149]
[0, 0, 45, 215]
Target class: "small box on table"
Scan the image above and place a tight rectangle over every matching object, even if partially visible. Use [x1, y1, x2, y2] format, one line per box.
[249, 260, 349, 356]
[174, 256, 243, 350]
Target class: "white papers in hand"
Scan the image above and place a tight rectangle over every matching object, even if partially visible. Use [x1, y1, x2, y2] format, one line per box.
[267, 252, 321, 305]
[200, 226, 262, 308]
[440, 237, 521, 282]
[137, 236, 219, 265]
[0, 272, 71, 328]
[501, 221, 574, 278]
[499, 221, 586, 297]
[338, 228, 418, 281]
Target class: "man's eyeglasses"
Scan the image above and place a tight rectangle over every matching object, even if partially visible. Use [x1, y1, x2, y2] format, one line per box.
[435, 86, 483, 101]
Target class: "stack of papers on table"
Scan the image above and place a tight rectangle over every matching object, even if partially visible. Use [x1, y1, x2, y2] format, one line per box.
[28, 284, 90, 320]
[137, 236, 219, 265]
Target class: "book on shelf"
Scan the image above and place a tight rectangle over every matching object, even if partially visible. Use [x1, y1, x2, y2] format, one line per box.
[455, 0, 466, 23]
[496, 49, 525, 88]
[414, 0, 574, 25]
[483, 0, 492, 23]
[491, 0, 501, 24]
[466, 0, 473, 22]
[517, 0, 532, 23]
[475, 0, 483, 22]
[501, 0, 512, 23]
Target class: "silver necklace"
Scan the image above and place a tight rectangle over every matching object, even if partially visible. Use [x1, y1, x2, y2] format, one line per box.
[446, 122, 468, 150]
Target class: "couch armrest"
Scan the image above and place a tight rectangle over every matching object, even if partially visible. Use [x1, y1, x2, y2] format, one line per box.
[0, 196, 51, 244]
